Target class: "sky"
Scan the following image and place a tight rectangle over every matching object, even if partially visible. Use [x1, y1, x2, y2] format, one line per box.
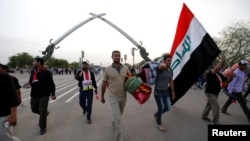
[0, 0, 250, 67]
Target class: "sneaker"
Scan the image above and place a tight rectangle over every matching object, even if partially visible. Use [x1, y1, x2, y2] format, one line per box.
[156, 125, 166, 132]
[40, 129, 46, 135]
[221, 111, 231, 115]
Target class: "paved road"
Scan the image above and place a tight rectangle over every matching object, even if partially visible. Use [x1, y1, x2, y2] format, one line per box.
[10, 72, 250, 141]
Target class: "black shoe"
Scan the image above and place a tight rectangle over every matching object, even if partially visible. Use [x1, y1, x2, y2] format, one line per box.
[202, 117, 211, 122]
[87, 120, 92, 124]
[111, 120, 114, 127]
[221, 111, 231, 115]
[83, 110, 86, 115]
[213, 122, 221, 125]
[40, 129, 46, 135]
[154, 114, 157, 124]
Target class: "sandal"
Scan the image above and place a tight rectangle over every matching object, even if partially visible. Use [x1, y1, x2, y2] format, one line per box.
[157, 125, 166, 132]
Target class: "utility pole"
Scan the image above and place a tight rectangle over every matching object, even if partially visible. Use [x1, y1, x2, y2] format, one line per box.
[81, 50, 84, 62]
[124, 54, 127, 64]
[131, 47, 138, 67]
[79, 50, 84, 68]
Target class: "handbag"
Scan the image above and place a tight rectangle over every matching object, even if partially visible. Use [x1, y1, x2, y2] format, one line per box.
[124, 74, 152, 104]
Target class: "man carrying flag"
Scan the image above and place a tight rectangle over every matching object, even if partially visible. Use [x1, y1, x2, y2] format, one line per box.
[169, 3, 221, 105]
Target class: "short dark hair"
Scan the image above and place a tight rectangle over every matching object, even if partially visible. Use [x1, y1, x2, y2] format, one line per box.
[82, 61, 88, 64]
[35, 57, 44, 65]
[0, 64, 10, 72]
[111, 50, 120, 57]
[162, 53, 172, 61]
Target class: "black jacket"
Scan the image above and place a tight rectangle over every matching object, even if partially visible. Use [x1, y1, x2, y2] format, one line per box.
[29, 69, 56, 98]
[75, 70, 97, 90]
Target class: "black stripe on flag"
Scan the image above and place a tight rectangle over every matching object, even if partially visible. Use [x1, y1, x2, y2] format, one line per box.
[170, 33, 221, 105]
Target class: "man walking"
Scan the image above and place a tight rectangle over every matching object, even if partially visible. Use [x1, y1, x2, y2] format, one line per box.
[25, 57, 56, 135]
[221, 60, 250, 123]
[101, 50, 131, 141]
[153, 54, 175, 132]
[76, 61, 97, 124]
[0, 65, 20, 141]
[201, 55, 227, 125]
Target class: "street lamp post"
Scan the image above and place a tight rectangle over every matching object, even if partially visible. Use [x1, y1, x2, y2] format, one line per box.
[132, 47, 138, 67]
[79, 50, 84, 68]
[81, 50, 84, 62]
[124, 54, 127, 64]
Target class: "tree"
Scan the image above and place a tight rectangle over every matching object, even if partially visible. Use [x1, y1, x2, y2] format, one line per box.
[7, 52, 33, 69]
[214, 20, 250, 67]
[45, 57, 69, 68]
[69, 62, 79, 69]
[7, 52, 71, 69]
[45, 57, 57, 68]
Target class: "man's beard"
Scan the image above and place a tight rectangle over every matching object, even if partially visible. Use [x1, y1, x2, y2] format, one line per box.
[114, 60, 120, 64]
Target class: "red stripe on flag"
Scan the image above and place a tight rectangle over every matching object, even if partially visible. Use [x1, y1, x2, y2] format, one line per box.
[170, 3, 194, 56]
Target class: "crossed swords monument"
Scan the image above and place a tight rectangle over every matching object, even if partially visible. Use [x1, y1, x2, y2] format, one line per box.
[41, 13, 151, 63]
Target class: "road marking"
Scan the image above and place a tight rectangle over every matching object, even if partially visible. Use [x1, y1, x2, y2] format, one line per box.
[55, 81, 77, 93]
[21, 74, 103, 103]
[65, 77, 103, 103]
[22, 96, 31, 101]
[22, 81, 77, 102]
[65, 92, 79, 103]
[50, 86, 78, 103]
[20, 79, 76, 96]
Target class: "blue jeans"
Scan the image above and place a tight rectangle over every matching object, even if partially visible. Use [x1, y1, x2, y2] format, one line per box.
[154, 89, 171, 125]
[79, 89, 93, 120]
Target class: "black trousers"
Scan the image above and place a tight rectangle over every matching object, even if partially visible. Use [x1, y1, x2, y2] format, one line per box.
[243, 85, 250, 99]
[221, 92, 250, 120]
[30, 96, 49, 130]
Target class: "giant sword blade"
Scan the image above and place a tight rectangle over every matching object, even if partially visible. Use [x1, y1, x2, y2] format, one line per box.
[41, 13, 106, 61]
[89, 13, 151, 62]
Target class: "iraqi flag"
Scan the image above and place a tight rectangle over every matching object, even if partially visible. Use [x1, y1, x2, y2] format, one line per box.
[169, 3, 221, 105]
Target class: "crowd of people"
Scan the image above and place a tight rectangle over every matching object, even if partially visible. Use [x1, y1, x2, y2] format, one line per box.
[1, 51, 250, 141]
